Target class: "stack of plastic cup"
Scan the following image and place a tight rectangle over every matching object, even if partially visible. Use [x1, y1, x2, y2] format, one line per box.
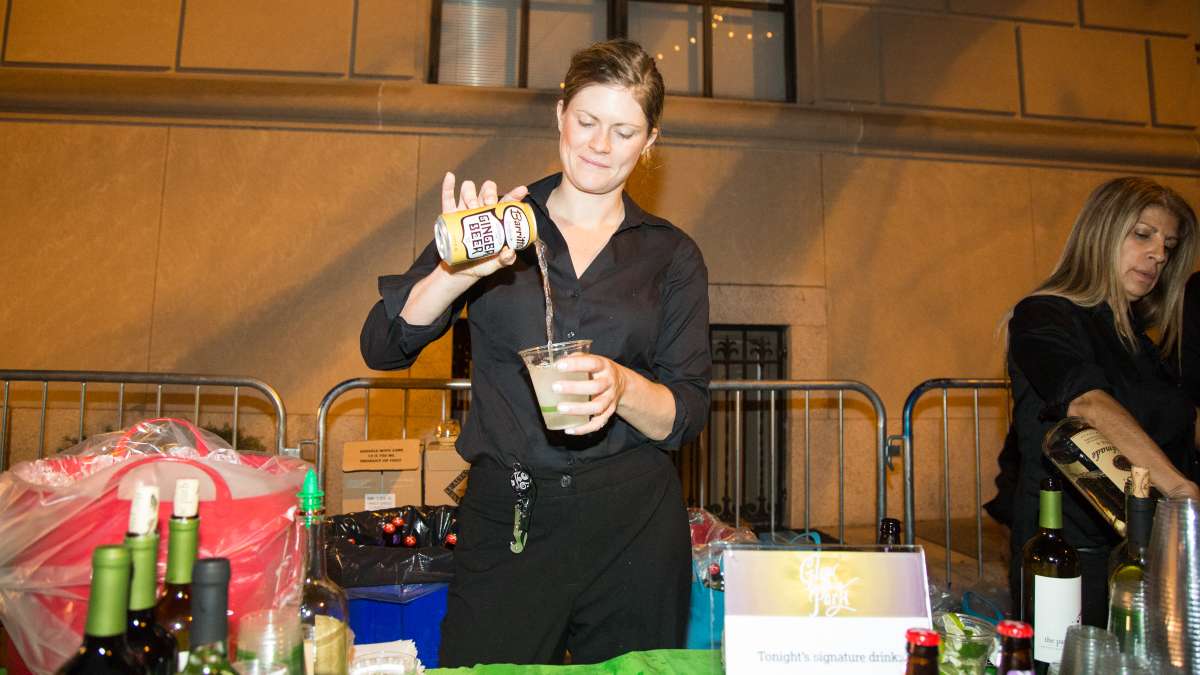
[1057, 625, 1118, 675]
[1145, 497, 1200, 674]
[235, 609, 305, 675]
[1106, 653, 1153, 675]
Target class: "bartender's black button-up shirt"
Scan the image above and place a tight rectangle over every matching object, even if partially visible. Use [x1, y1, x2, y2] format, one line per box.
[1007, 295, 1197, 549]
[360, 173, 712, 473]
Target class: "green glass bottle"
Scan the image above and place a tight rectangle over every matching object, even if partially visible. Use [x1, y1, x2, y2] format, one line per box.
[155, 478, 200, 671]
[180, 558, 237, 674]
[1107, 466, 1154, 657]
[1020, 476, 1081, 675]
[298, 470, 349, 675]
[56, 545, 141, 675]
[124, 484, 178, 675]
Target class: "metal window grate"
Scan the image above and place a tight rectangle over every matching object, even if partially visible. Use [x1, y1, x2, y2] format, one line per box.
[677, 324, 788, 530]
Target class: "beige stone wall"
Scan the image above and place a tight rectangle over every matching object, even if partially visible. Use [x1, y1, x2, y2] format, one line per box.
[2, 1, 1199, 529]
[813, 0, 1197, 127]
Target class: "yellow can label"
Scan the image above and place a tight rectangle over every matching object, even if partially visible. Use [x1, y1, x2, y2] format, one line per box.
[435, 201, 538, 264]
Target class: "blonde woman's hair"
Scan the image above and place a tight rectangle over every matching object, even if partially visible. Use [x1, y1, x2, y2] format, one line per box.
[561, 39, 664, 133]
[1031, 176, 1199, 359]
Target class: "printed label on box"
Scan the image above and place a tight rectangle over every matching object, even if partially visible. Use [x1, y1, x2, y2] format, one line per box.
[444, 470, 469, 504]
[343, 439, 422, 472]
[364, 493, 397, 510]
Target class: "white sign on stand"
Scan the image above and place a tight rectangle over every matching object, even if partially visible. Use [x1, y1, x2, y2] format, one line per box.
[722, 545, 932, 674]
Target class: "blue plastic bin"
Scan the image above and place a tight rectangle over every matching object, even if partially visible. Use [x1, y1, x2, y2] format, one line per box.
[348, 583, 449, 668]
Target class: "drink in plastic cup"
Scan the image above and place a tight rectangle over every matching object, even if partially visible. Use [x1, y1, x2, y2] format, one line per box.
[519, 339, 592, 430]
[934, 612, 995, 675]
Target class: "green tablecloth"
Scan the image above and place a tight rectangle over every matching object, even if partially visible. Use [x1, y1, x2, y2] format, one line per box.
[428, 649, 722, 674]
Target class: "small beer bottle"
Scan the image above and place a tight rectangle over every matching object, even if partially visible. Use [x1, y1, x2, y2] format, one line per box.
[877, 517, 902, 549]
[996, 620, 1034, 675]
[904, 628, 939, 675]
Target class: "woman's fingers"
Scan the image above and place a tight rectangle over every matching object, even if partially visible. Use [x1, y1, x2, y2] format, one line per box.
[501, 185, 530, 203]
[441, 172, 457, 213]
[480, 180, 499, 206]
[459, 180, 479, 210]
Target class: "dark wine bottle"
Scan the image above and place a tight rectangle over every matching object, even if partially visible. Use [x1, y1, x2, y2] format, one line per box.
[995, 620, 1034, 675]
[55, 545, 141, 675]
[903, 628, 939, 675]
[124, 484, 177, 675]
[179, 558, 237, 674]
[155, 478, 199, 671]
[1020, 476, 1081, 674]
[877, 517, 902, 549]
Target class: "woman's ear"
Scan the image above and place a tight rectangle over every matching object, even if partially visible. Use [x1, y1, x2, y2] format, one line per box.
[642, 128, 659, 155]
[556, 100, 565, 134]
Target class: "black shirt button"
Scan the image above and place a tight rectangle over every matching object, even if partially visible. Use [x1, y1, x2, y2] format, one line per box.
[570, 289, 581, 298]
[560, 474, 573, 488]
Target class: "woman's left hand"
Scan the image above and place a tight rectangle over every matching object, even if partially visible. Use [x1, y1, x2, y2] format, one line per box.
[551, 354, 628, 435]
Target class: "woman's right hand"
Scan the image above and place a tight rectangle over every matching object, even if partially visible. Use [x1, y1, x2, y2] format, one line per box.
[441, 171, 530, 279]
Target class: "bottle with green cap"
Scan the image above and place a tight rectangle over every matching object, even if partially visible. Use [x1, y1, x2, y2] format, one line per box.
[124, 484, 177, 674]
[56, 545, 141, 674]
[179, 558, 237, 674]
[297, 469, 349, 675]
[1020, 475, 1080, 674]
[155, 478, 200, 671]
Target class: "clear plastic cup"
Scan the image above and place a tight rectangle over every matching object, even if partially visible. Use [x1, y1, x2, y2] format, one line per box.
[1058, 624, 1119, 675]
[236, 609, 305, 675]
[518, 339, 592, 430]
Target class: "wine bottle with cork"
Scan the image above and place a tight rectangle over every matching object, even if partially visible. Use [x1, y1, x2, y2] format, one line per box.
[56, 545, 141, 674]
[124, 483, 177, 674]
[155, 478, 200, 670]
[1107, 465, 1155, 657]
[1041, 417, 1135, 535]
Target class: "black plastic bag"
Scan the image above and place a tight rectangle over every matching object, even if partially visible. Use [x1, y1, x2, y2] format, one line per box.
[326, 506, 457, 587]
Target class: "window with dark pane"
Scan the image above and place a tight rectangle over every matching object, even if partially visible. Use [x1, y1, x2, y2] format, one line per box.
[676, 324, 789, 532]
[431, 0, 795, 102]
[450, 318, 472, 425]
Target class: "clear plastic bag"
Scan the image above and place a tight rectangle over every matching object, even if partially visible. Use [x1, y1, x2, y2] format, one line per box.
[0, 418, 309, 675]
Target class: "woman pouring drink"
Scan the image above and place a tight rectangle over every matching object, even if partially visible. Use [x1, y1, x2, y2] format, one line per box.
[360, 40, 711, 666]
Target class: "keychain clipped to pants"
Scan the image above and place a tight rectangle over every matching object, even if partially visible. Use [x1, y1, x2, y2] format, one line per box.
[509, 462, 536, 554]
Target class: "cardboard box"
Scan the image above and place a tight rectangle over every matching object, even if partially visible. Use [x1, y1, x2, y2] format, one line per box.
[342, 439, 422, 513]
[424, 445, 470, 506]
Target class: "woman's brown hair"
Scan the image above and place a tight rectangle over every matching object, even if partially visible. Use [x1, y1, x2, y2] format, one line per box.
[1032, 176, 1199, 358]
[561, 39, 664, 133]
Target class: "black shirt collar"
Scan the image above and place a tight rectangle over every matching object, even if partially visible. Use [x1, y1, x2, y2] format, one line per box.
[525, 173, 652, 233]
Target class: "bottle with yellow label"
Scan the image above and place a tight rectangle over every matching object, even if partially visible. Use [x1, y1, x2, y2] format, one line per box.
[298, 470, 349, 675]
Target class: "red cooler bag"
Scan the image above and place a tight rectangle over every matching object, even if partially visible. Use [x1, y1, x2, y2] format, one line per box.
[0, 418, 308, 675]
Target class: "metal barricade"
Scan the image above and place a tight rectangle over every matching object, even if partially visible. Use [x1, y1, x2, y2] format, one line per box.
[0, 370, 289, 470]
[316, 378, 888, 540]
[896, 378, 1010, 587]
[700, 380, 889, 541]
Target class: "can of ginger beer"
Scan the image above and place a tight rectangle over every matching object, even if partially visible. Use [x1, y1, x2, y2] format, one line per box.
[434, 201, 538, 265]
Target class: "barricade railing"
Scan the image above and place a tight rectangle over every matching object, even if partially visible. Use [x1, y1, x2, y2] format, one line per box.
[0, 370, 289, 470]
[896, 377, 1010, 587]
[316, 378, 888, 540]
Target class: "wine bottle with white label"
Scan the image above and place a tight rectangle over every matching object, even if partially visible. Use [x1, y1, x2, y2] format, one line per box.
[1020, 476, 1081, 674]
[1041, 416, 1131, 536]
